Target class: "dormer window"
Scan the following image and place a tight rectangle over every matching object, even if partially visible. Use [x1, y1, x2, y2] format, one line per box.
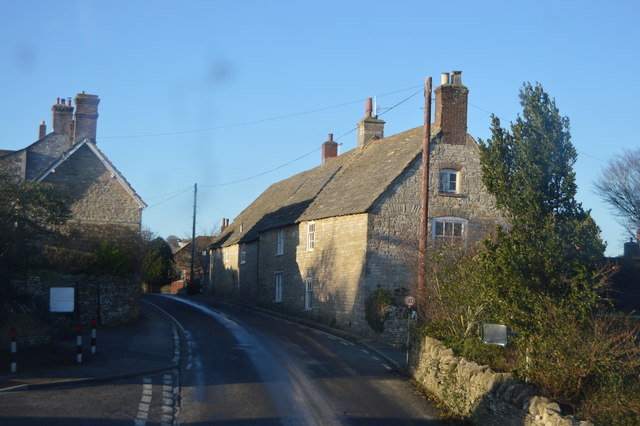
[439, 168, 460, 194]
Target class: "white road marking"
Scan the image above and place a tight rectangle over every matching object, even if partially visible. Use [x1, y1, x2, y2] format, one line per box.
[371, 356, 380, 361]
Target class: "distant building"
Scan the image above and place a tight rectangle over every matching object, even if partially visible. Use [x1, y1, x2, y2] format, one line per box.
[207, 71, 505, 337]
[0, 93, 146, 232]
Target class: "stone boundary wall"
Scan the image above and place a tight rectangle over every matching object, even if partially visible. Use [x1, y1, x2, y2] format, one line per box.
[411, 336, 593, 426]
[10, 273, 140, 331]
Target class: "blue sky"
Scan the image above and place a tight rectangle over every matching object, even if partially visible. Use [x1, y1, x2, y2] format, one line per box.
[1, 0, 638, 255]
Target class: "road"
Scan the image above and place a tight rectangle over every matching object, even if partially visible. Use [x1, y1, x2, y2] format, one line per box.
[1, 295, 441, 425]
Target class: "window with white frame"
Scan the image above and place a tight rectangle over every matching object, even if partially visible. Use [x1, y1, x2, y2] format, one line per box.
[274, 272, 283, 303]
[306, 222, 315, 251]
[439, 168, 460, 194]
[433, 217, 467, 244]
[240, 248, 246, 264]
[276, 229, 285, 256]
[304, 277, 313, 310]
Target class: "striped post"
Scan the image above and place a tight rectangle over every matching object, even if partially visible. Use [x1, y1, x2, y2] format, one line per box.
[76, 324, 82, 364]
[10, 327, 17, 373]
[91, 319, 97, 354]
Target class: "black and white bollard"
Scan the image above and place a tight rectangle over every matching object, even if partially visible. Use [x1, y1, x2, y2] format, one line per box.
[91, 319, 97, 354]
[76, 325, 82, 364]
[10, 327, 17, 373]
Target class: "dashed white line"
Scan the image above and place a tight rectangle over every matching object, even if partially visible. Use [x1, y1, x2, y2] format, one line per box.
[361, 349, 370, 354]
[382, 363, 392, 370]
[371, 356, 380, 361]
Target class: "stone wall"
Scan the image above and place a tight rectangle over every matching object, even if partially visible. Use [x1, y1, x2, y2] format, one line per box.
[258, 215, 370, 333]
[0, 150, 26, 179]
[411, 336, 593, 425]
[11, 273, 140, 330]
[428, 135, 504, 238]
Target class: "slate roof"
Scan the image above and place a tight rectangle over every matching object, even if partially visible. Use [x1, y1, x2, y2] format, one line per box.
[212, 125, 450, 248]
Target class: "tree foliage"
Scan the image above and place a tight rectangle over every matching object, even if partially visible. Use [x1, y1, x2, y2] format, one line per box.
[418, 84, 639, 423]
[594, 148, 640, 235]
[477, 82, 606, 334]
[141, 237, 176, 292]
[0, 173, 70, 280]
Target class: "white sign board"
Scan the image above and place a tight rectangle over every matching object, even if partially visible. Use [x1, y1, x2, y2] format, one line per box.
[50, 287, 75, 312]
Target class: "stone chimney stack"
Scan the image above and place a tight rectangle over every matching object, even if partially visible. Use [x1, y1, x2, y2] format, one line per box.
[357, 98, 385, 147]
[51, 97, 74, 138]
[38, 121, 46, 139]
[73, 92, 100, 143]
[434, 70, 469, 145]
[322, 133, 338, 164]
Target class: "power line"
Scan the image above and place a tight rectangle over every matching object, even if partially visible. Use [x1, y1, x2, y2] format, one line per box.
[101, 84, 424, 140]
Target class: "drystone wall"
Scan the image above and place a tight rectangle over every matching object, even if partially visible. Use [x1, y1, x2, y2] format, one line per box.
[11, 273, 140, 331]
[411, 336, 593, 426]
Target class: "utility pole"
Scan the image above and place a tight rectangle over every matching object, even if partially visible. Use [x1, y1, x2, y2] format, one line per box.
[418, 77, 432, 295]
[189, 183, 197, 290]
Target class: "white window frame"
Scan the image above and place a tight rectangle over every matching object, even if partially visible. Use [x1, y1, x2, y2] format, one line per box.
[439, 168, 460, 194]
[306, 222, 316, 252]
[276, 229, 285, 256]
[274, 272, 283, 303]
[304, 277, 313, 310]
[432, 216, 467, 244]
[240, 248, 246, 264]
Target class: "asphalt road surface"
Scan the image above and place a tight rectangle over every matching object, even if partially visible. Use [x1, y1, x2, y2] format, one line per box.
[149, 295, 441, 425]
[1, 295, 442, 425]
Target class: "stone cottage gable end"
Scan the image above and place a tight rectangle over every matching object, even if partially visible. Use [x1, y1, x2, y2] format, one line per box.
[0, 92, 146, 230]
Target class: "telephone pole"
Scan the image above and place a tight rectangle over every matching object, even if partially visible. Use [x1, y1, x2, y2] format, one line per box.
[189, 183, 197, 290]
[418, 77, 432, 295]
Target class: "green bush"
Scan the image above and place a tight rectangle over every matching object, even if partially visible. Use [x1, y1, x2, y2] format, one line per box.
[92, 242, 131, 277]
[365, 287, 393, 333]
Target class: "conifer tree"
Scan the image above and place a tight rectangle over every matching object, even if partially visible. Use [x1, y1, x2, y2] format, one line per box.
[478, 83, 605, 333]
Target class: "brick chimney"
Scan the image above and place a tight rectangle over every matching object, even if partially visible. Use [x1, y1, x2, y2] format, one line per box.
[434, 71, 468, 145]
[322, 133, 338, 164]
[357, 98, 385, 147]
[221, 218, 230, 232]
[38, 121, 46, 139]
[74, 92, 100, 143]
[51, 97, 74, 138]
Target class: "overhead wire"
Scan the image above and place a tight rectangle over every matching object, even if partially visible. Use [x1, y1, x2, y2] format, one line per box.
[100, 84, 424, 140]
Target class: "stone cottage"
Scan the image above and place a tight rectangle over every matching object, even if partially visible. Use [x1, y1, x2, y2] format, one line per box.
[207, 71, 503, 336]
[0, 92, 146, 230]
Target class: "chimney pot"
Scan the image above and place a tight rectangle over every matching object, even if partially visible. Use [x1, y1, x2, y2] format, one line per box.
[328, 133, 333, 141]
[451, 70, 463, 85]
[365, 98, 372, 118]
[441, 73, 449, 85]
[56, 97, 60, 104]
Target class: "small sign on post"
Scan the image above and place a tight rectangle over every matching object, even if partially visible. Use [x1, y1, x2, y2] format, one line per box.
[50, 287, 75, 312]
[404, 295, 416, 308]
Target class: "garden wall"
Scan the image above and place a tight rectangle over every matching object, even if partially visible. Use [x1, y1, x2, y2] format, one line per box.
[410, 336, 593, 425]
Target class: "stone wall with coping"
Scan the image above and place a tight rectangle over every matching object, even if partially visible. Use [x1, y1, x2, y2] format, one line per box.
[411, 336, 593, 425]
